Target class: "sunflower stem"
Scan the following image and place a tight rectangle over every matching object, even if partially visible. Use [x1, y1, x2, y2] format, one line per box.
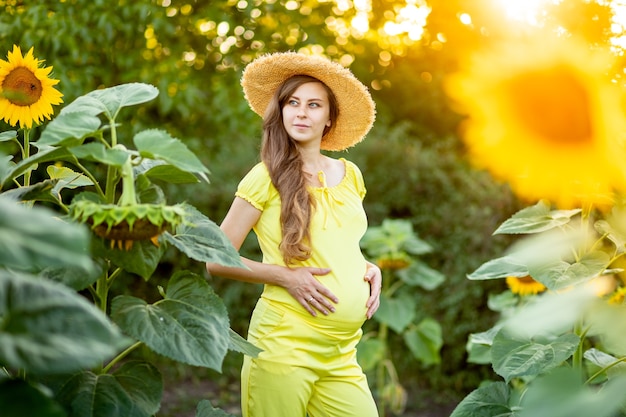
[22, 128, 31, 187]
[118, 158, 138, 206]
[102, 341, 142, 374]
[73, 160, 105, 198]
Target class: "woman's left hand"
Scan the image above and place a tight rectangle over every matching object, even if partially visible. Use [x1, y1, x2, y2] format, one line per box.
[364, 262, 382, 319]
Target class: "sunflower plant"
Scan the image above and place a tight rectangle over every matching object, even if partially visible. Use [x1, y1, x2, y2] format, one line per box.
[446, 33, 626, 417]
[358, 218, 445, 416]
[0, 46, 258, 417]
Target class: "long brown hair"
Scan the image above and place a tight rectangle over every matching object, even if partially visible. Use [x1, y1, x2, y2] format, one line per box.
[261, 75, 339, 265]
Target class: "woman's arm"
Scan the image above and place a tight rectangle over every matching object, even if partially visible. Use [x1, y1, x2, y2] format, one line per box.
[206, 197, 338, 316]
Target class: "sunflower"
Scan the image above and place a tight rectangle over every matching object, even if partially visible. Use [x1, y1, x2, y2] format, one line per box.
[0, 45, 63, 128]
[445, 35, 626, 209]
[506, 275, 547, 296]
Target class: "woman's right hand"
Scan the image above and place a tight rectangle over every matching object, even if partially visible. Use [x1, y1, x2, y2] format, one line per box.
[283, 267, 338, 316]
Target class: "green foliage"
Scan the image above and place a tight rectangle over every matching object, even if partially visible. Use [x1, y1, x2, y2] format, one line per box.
[359, 219, 445, 416]
[454, 202, 626, 416]
[0, 83, 259, 416]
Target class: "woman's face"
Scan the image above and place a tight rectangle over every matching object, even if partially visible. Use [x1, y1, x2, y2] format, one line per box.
[282, 81, 331, 147]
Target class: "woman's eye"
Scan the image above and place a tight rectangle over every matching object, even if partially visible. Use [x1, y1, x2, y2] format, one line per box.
[288, 99, 298, 106]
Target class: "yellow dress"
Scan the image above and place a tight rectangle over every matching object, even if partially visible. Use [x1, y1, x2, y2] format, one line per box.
[235, 158, 378, 417]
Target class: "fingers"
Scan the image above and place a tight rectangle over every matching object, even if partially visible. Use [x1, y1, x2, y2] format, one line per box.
[364, 264, 382, 319]
[302, 291, 336, 316]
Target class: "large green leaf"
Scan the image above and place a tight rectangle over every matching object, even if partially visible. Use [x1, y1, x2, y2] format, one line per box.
[449, 381, 517, 417]
[0, 271, 129, 374]
[466, 326, 500, 365]
[95, 237, 166, 281]
[136, 159, 201, 184]
[403, 317, 443, 366]
[0, 130, 17, 142]
[397, 260, 445, 290]
[227, 328, 262, 357]
[35, 111, 102, 148]
[47, 165, 94, 198]
[1, 147, 76, 190]
[0, 197, 93, 272]
[134, 129, 209, 179]
[493, 200, 581, 235]
[468, 256, 529, 280]
[491, 330, 580, 382]
[111, 271, 231, 371]
[529, 250, 610, 290]
[375, 292, 416, 333]
[503, 286, 597, 339]
[519, 368, 626, 417]
[0, 379, 66, 417]
[68, 142, 132, 167]
[196, 400, 237, 417]
[360, 219, 432, 257]
[1, 178, 60, 205]
[163, 204, 245, 268]
[55, 361, 162, 417]
[62, 83, 159, 120]
[356, 338, 386, 371]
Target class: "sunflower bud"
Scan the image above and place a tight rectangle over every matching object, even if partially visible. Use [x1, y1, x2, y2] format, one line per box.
[70, 200, 187, 250]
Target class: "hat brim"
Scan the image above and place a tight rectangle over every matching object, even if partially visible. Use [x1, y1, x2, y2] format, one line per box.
[241, 52, 376, 151]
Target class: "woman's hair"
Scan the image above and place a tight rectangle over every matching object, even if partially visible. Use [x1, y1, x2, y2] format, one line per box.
[261, 74, 339, 265]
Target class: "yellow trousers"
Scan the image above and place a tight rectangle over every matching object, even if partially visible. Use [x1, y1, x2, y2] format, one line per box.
[241, 298, 378, 417]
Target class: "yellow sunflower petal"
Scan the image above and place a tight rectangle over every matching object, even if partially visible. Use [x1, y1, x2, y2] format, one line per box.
[445, 35, 626, 209]
[0, 45, 63, 129]
[506, 275, 547, 296]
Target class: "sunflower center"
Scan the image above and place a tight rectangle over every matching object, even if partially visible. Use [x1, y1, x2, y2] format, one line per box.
[507, 66, 593, 145]
[517, 275, 536, 284]
[2, 66, 43, 106]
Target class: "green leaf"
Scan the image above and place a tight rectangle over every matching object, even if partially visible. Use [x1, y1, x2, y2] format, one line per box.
[403, 318, 443, 366]
[41, 262, 104, 291]
[68, 142, 131, 167]
[134, 129, 209, 178]
[55, 361, 162, 417]
[397, 260, 445, 290]
[163, 204, 245, 268]
[494, 200, 581, 235]
[96, 237, 166, 281]
[356, 338, 386, 371]
[583, 348, 626, 380]
[0, 130, 17, 142]
[503, 285, 597, 340]
[62, 83, 159, 120]
[228, 328, 262, 357]
[111, 271, 231, 371]
[1, 147, 76, 190]
[466, 326, 500, 365]
[449, 381, 517, 417]
[1, 179, 60, 205]
[530, 251, 610, 290]
[375, 292, 416, 333]
[0, 197, 93, 272]
[137, 159, 201, 184]
[361, 219, 431, 257]
[468, 256, 529, 280]
[35, 111, 102, 147]
[47, 165, 94, 197]
[519, 369, 626, 417]
[491, 330, 580, 382]
[196, 399, 237, 417]
[0, 379, 66, 417]
[0, 271, 129, 374]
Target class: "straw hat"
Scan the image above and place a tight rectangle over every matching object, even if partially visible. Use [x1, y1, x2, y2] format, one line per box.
[241, 52, 376, 151]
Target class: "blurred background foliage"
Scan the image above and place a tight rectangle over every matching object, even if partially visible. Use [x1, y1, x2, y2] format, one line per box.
[2, 0, 622, 412]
